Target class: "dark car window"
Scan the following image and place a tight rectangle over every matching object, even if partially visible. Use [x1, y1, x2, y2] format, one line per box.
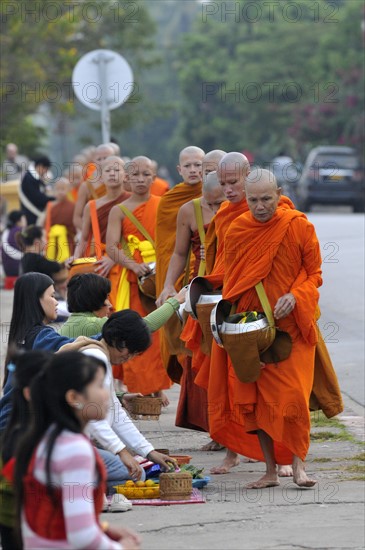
[312, 154, 359, 170]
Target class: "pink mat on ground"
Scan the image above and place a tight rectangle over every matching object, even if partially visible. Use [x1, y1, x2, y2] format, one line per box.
[129, 488, 205, 506]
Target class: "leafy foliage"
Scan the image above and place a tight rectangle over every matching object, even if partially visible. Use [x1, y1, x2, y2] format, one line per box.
[173, 0, 365, 161]
[0, 0, 156, 155]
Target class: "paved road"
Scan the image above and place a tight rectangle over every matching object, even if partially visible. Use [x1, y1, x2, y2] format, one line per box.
[308, 212, 365, 406]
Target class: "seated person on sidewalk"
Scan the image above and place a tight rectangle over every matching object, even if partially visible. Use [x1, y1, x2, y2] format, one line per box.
[12, 350, 140, 548]
[2, 272, 182, 496]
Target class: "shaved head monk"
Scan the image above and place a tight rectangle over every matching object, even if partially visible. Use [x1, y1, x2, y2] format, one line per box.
[155, 146, 205, 372]
[202, 149, 226, 180]
[73, 156, 129, 307]
[186, 155, 295, 474]
[155, 169, 225, 444]
[106, 155, 172, 404]
[207, 168, 322, 488]
[73, 143, 114, 231]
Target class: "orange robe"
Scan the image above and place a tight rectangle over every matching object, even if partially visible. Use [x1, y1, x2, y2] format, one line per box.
[151, 177, 169, 196]
[68, 187, 79, 203]
[183, 198, 255, 390]
[175, 226, 210, 432]
[84, 164, 106, 199]
[189, 196, 295, 388]
[155, 181, 203, 368]
[208, 208, 322, 464]
[90, 192, 130, 308]
[117, 195, 172, 394]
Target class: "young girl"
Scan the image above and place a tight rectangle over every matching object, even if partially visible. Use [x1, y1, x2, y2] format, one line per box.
[0, 350, 52, 550]
[13, 351, 141, 549]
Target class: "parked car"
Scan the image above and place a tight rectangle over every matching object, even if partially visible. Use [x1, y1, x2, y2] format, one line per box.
[295, 146, 364, 212]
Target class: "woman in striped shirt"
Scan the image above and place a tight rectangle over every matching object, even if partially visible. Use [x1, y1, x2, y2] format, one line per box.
[13, 351, 141, 549]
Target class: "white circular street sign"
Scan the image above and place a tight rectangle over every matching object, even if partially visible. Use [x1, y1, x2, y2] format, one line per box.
[72, 49, 134, 111]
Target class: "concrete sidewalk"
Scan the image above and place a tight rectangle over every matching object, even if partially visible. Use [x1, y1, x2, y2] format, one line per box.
[103, 385, 364, 550]
[0, 289, 364, 549]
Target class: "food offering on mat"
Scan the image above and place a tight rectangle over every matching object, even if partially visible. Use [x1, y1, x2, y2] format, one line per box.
[114, 479, 160, 499]
[179, 464, 205, 479]
[159, 472, 193, 501]
[168, 454, 192, 466]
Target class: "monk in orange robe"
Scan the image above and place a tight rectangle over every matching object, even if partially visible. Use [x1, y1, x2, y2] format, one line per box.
[208, 168, 322, 488]
[106, 156, 172, 403]
[157, 169, 225, 434]
[73, 144, 114, 231]
[73, 156, 129, 308]
[183, 153, 295, 474]
[155, 146, 205, 371]
[44, 177, 76, 258]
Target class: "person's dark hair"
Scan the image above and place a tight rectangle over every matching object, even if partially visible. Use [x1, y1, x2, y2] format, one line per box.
[6, 210, 24, 229]
[102, 310, 151, 353]
[67, 273, 111, 313]
[4, 273, 54, 386]
[1, 347, 52, 464]
[34, 156, 51, 168]
[16, 225, 43, 250]
[14, 351, 106, 536]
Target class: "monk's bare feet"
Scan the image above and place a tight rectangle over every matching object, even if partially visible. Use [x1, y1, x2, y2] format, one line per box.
[278, 464, 293, 477]
[292, 456, 317, 487]
[210, 450, 240, 474]
[201, 440, 225, 451]
[246, 473, 280, 489]
[241, 457, 259, 463]
[154, 391, 169, 407]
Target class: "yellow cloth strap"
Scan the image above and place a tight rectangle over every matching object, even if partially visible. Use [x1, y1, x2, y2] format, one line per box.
[255, 282, 275, 328]
[45, 224, 70, 262]
[115, 235, 156, 311]
[115, 267, 130, 311]
[118, 205, 155, 248]
[193, 198, 206, 276]
[127, 235, 156, 263]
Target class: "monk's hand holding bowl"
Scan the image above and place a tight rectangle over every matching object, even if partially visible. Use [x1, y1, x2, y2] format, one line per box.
[132, 262, 152, 278]
[95, 255, 115, 277]
[273, 293, 296, 320]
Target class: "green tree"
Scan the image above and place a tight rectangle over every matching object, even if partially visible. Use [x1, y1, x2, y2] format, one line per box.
[0, 0, 156, 158]
[174, 0, 364, 161]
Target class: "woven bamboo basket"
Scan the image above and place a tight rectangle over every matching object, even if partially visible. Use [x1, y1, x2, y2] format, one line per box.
[159, 472, 193, 501]
[128, 396, 163, 420]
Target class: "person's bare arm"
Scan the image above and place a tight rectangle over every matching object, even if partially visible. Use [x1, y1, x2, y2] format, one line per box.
[156, 203, 192, 307]
[106, 205, 151, 277]
[73, 182, 89, 231]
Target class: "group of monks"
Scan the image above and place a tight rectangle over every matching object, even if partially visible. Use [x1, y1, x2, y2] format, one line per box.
[45, 142, 343, 490]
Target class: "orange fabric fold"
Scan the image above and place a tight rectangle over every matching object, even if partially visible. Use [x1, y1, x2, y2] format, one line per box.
[155, 182, 202, 368]
[151, 177, 169, 196]
[206, 207, 323, 462]
[119, 196, 172, 394]
[88, 193, 129, 307]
